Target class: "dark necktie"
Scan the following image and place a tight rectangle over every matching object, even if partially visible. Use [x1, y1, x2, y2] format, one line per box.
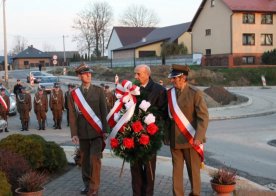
[84, 88, 88, 97]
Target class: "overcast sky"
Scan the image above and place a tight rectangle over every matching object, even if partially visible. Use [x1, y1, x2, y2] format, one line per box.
[0, 0, 202, 55]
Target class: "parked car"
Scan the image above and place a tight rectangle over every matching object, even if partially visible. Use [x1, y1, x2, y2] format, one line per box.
[27, 71, 51, 83]
[39, 76, 60, 93]
[0, 85, 17, 116]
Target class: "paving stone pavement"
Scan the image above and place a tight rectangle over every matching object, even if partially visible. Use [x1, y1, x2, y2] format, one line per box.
[44, 165, 213, 196]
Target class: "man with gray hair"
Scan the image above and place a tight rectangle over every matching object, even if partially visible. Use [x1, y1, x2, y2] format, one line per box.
[131, 64, 168, 196]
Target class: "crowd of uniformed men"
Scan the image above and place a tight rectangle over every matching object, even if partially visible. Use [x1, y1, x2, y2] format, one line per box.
[0, 78, 114, 132]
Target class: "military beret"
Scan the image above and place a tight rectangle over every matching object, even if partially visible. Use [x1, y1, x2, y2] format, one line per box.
[168, 64, 190, 78]
[75, 63, 93, 75]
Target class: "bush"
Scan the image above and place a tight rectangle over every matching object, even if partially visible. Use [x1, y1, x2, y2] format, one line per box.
[42, 141, 67, 172]
[262, 49, 276, 65]
[0, 170, 12, 196]
[0, 149, 31, 192]
[0, 134, 67, 173]
[0, 134, 44, 169]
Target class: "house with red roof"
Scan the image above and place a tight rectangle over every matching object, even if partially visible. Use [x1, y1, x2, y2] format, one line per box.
[108, 23, 192, 60]
[188, 0, 276, 67]
[106, 27, 155, 59]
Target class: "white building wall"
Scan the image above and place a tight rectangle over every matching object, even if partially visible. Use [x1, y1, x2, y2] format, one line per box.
[107, 31, 123, 59]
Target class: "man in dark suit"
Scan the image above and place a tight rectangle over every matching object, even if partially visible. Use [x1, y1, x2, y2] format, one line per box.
[64, 83, 75, 126]
[167, 64, 209, 196]
[131, 64, 168, 196]
[68, 63, 108, 196]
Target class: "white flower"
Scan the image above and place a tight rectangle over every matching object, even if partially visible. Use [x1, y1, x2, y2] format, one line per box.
[125, 100, 134, 110]
[114, 112, 121, 122]
[139, 100, 151, 112]
[144, 113, 156, 125]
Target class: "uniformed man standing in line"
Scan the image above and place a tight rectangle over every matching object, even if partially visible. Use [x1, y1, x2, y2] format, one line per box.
[0, 88, 10, 132]
[49, 83, 64, 129]
[64, 83, 75, 126]
[17, 86, 32, 131]
[33, 87, 48, 130]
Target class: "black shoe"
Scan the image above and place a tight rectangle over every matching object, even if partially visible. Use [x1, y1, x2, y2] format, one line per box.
[80, 187, 88, 195]
[5, 129, 9, 132]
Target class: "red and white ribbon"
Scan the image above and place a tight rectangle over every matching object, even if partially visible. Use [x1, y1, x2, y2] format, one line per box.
[72, 88, 103, 134]
[168, 87, 204, 161]
[107, 80, 140, 139]
[0, 96, 8, 111]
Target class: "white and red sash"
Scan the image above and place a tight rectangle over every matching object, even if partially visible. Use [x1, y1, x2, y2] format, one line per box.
[0, 96, 8, 111]
[71, 88, 103, 135]
[168, 87, 204, 162]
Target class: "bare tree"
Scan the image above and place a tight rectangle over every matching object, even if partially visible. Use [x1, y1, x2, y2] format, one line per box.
[119, 5, 159, 27]
[11, 35, 28, 55]
[42, 43, 56, 52]
[73, 1, 113, 59]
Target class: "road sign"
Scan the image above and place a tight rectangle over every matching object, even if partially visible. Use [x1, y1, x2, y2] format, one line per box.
[53, 59, 58, 65]
[53, 55, 58, 60]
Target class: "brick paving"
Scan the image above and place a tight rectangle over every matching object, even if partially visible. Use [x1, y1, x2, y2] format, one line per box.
[45, 165, 214, 196]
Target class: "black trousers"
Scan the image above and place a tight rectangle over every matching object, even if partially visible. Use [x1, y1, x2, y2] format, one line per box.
[130, 155, 157, 196]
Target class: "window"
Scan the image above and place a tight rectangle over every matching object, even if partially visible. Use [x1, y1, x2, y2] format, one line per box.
[243, 34, 255, 45]
[243, 13, 255, 24]
[261, 34, 273, 45]
[261, 14, 273, 24]
[206, 49, 211, 56]
[242, 56, 255, 64]
[211, 0, 215, 7]
[24, 61, 29, 65]
[138, 51, 156, 57]
[206, 29, 211, 36]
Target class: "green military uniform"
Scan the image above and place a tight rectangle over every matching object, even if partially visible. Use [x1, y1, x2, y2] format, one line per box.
[17, 87, 32, 131]
[68, 63, 108, 195]
[167, 65, 209, 196]
[33, 88, 48, 130]
[49, 83, 64, 129]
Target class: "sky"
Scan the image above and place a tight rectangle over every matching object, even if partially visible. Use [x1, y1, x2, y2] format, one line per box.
[0, 0, 202, 55]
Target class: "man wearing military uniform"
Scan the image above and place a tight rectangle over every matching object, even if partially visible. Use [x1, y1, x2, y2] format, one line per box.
[68, 63, 108, 195]
[33, 87, 48, 130]
[0, 88, 10, 132]
[167, 64, 209, 196]
[64, 83, 75, 126]
[49, 83, 64, 129]
[17, 86, 32, 131]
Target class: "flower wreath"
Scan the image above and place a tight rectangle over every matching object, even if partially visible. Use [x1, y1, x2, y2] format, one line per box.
[107, 80, 163, 164]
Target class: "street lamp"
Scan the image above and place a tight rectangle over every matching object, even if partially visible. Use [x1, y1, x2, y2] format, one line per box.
[2, 0, 8, 84]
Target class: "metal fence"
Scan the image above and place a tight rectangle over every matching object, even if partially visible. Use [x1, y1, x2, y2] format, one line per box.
[70, 53, 202, 68]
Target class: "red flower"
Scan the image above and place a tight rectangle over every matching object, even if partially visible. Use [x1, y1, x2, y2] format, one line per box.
[147, 123, 158, 135]
[131, 121, 144, 133]
[123, 138, 134, 149]
[139, 134, 150, 145]
[110, 138, 119, 149]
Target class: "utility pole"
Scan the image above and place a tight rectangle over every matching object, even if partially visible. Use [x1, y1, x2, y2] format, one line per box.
[3, 0, 9, 83]
[62, 35, 67, 66]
